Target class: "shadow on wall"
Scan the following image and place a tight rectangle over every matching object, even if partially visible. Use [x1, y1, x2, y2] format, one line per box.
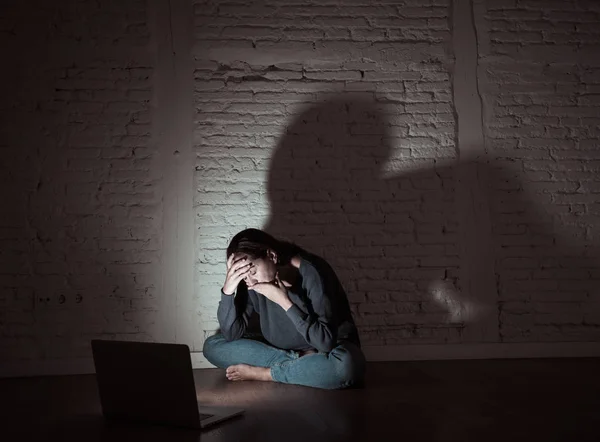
[0, 119, 154, 365]
[261, 94, 600, 345]
[0, 64, 157, 368]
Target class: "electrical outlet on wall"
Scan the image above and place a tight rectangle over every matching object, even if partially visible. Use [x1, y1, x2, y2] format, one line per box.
[34, 294, 52, 310]
[33, 291, 84, 310]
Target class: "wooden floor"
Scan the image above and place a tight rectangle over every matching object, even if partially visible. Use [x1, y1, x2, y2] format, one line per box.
[2, 358, 600, 442]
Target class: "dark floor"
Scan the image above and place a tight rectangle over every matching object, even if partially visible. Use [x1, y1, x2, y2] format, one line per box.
[1, 358, 600, 442]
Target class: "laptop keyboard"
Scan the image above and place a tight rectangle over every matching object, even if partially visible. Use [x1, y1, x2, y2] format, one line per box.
[198, 413, 214, 421]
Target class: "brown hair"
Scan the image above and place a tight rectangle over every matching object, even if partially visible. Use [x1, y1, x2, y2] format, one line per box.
[226, 228, 302, 266]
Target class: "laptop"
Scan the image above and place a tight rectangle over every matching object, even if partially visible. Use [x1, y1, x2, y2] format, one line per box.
[91, 339, 244, 429]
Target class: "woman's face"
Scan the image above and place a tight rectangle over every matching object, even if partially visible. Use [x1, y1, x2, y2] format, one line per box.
[234, 251, 277, 289]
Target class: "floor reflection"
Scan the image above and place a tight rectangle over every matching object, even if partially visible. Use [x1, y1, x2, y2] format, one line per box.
[195, 371, 366, 442]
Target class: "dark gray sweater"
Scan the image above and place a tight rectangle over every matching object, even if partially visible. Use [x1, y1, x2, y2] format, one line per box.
[217, 252, 360, 353]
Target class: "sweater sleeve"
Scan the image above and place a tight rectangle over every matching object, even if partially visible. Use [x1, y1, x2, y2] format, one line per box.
[217, 289, 255, 341]
[285, 264, 337, 352]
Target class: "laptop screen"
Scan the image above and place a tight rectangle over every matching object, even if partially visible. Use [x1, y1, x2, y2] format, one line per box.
[91, 340, 201, 429]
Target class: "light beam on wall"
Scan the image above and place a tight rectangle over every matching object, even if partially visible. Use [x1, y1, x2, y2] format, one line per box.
[428, 280, 484, 323]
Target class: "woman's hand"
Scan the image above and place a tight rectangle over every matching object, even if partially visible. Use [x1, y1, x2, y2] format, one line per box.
[222, 254, 252, 295]
[252, 275, 293, 311]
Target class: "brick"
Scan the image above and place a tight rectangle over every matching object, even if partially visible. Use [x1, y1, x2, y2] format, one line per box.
[215, 5, 275, 17]
[221, 27, 281, 40]
[223, 103, 286, 115]
[263, 71, 304, 81]
[551, 150, 600, 160]
[304, 71, 362, 81]
[286, 5, 400, 17]
[579, 95, 600, 106]
[351, 29, 386, 41]
[372, 18, 429, 28]
[313, 17, 370, 27]
[405, 103, 453, 113]
[358, 302, 398, 315]
[490, 31, 543, 43]
[400, 7, 448, 18]
[546, 11, 596, 22]
[364, 71, 421, 81]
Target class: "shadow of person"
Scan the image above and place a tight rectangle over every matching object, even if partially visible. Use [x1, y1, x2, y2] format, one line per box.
[262, 94, 600, 345]
[263, 94, 462, 342]
[470, 158, 600, 342]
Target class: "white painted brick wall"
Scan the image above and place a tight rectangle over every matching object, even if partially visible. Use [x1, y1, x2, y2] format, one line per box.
[480, 0, 600, 342]
[192, 0, 460, 346]
[2, 0, 600, 373]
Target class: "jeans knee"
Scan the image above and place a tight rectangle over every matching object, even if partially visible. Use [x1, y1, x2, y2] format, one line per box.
[330, 344, 366, 388]
[203, 333, 226, 362]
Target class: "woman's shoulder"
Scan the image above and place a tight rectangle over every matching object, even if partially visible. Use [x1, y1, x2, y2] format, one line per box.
[298, 251, 335, 281]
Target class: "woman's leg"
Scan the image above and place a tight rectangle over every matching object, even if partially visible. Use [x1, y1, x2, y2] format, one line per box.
[203, 333, 295, 369]
[204, 334, 366, 390]
[270, 341, 366, 390]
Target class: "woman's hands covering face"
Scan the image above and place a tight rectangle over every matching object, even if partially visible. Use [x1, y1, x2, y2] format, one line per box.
[222, 254, 252, 295]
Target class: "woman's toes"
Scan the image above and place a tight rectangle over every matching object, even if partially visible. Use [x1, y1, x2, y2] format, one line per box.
[224, 364, 269, 382]
[226, 365, 240, 381]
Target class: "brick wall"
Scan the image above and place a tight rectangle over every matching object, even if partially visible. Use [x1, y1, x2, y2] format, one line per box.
[0, 0, 161, 364]
[193, 0, 463, 346]
[479, 0, 600, 342]
[1, 0, 600, 373]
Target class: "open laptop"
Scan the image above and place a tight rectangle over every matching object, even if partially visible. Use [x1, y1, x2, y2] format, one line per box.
[91, 339, 244, 429]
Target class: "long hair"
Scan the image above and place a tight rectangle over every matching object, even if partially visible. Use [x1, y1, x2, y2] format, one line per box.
[226, 228, 301, 265]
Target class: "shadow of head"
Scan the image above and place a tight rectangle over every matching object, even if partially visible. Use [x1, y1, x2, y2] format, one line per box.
[265, 94, 394, 243]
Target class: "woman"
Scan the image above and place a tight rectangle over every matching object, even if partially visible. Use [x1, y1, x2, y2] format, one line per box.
[203, 228, 366, 389]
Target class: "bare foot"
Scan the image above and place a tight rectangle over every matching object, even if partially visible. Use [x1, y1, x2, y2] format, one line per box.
[225, 364, 272, 382]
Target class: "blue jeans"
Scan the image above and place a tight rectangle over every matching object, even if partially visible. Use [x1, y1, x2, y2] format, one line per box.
[203, 334, 366, 390]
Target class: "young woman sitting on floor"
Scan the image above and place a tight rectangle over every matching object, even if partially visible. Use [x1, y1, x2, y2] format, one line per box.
[203, 228, 365, 390]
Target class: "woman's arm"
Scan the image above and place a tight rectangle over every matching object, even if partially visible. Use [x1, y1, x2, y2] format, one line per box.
[285, 264, 337, 352]
[217, 289, 255, 341]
